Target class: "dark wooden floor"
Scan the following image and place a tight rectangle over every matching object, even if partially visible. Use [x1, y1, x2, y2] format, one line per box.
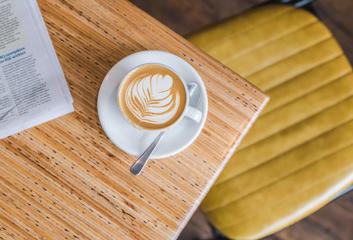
[130, 0, 353, 239]
[264, 190, 353, 240]
[131, 0, 353, 65]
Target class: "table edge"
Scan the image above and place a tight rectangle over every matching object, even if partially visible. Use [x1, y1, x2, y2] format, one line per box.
[173, 95, 269, 239]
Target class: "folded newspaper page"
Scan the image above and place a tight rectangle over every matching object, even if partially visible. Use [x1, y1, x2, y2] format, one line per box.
[0, 0, 73, 139]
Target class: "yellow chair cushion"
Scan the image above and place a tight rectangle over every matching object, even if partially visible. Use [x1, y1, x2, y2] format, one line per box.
[189, 4, 353, 240]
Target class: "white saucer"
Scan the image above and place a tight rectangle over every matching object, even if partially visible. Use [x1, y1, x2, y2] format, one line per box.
[97, 51, 208, 159]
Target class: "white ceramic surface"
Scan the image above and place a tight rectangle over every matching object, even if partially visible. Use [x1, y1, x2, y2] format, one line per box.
[97, 51, 208, 159]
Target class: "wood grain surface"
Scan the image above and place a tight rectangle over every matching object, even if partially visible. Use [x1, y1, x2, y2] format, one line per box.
[0, 0, 268, 239]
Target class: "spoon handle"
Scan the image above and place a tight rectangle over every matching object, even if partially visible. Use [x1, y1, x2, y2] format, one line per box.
[130, 132, 165, 175]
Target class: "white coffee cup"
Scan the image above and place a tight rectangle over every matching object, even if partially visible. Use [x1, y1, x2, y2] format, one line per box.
[117, 63, 202, 131]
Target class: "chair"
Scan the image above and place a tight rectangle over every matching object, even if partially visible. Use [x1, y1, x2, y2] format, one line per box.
[188, 3, 353, 239]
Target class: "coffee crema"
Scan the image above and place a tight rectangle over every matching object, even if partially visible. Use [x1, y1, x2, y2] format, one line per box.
[118, 64, 187, 130]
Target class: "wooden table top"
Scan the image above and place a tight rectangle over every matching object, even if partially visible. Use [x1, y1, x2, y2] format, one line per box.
[0, 0, 268, 239]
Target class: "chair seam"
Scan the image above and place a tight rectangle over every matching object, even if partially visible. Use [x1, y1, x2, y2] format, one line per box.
[221, 19, 318, 64]
[242, 35, 333, 80]
[237, 71, 353, 150]
[196, 7, 295, 51]
[260, 48, 344, 92]
[205, 140, 353, 216]
[218, 165, 353, 231]
[213, 96, 353, 187]
[205, 137, 353, 213]
[262, 54, 350, 113]
[262, 71, 353, 119]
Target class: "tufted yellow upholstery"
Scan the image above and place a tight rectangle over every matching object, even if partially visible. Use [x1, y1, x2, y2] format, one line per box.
[189, 4, 353, 240]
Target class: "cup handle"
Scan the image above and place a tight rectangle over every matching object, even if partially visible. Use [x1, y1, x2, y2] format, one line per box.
[185, 106, 202, 123]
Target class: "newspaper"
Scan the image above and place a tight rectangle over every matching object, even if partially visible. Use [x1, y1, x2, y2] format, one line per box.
[0, 0, 73, 139]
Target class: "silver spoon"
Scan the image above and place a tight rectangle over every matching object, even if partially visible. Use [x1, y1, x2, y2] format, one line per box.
[130, 131, 165, 175]
[130, 83, 199, 176]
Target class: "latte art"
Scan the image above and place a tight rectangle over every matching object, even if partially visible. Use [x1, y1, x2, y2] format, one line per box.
[118, 64, 187, 130]
[125, 74, 181, 124]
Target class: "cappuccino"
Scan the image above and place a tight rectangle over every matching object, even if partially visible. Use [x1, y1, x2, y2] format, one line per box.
[118, 64, 187, 130]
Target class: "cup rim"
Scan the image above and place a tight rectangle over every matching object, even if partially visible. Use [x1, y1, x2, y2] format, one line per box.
[117, 62, 190, 131]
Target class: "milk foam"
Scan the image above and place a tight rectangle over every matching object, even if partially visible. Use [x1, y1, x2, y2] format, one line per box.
[125, 74, 181, 125]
